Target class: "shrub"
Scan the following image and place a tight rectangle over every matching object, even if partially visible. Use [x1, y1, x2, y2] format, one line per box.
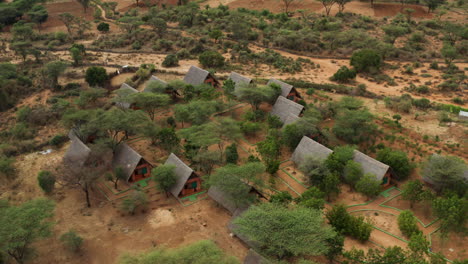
[199, 51, 225, 68]
[50, 134, 68, 146]
[376, 148, 412, 180]
[270, 191, 292, 204]
[415, 85, 429, 94]
[97, 22, 109, 33]
[37, 171, 56, 193]
[54, 31, 68, 43]
[0, 156, 14, 177]
[265, 159, 280, 175]
[60, 230, 83, 252]
[16, 106, 31, 122]
[398, 210, 420, 238]
[452, 97, 464, 105]
[162, 54, 179, 67]
[225, 143, 238, 164]
[350, 49, 382, 73]
[85, 66, 108, 87]
[267, 115, 283, 128]
[413, 98, 431, 109]
[429, 61, 439, 70]
[132, 41, 142, 50]
[326, 204, 372, 242]
[241, 121, 261, 136]
[331, 66, 356, 82]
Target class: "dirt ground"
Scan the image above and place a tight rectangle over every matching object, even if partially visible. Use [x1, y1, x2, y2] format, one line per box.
[41, 1, 96, 33]
[383, 195, 435, 226]
[431, 231, 468, 261]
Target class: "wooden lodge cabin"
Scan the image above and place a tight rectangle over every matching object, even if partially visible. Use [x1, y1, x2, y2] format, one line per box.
[183, 66, 220, 88]
[115, 83, 139, 110]
[112, 143, 153, 183]
[353, 150, 392, 187]
[164, 153, 202, 197]
[146, 75, 180, 99]
[270, 96, 305, 125]
[267, 79, 302, 102]
[63, 130, 92, 168]
[228, 71, 253, 95]
[291, 136, 393, 186]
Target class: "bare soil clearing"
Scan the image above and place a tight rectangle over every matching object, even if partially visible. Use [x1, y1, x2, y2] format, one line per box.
[42, 1, 96, 32]
[431, 231, 468, 261]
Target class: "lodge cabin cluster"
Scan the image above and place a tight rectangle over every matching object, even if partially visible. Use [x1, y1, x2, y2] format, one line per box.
[64, 65, 395, 201]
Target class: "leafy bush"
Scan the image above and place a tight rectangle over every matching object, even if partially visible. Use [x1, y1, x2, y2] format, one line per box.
[413, 98, 431, 109]
[331, 66, 356, 83]
[225, 143, 238, 164]
[199, 51, 225, 68]
[50, 134, 68, 146]
[350, 49, 382, 73]
[267, 115, 283, 128]
[376, 148, 412, 180]
[270, 191, 293, 204]
[60, 230, 83, 252]
[241, 121, 261, 136]
[162, 54, 179, 67]
[37, 170, 55, 193]
[326, 204, 372, 242]
[0, 156, 14, 177]
[85, 66, 108, 87]
[398, 210, 420, 238]
[97, 22, 109, 33]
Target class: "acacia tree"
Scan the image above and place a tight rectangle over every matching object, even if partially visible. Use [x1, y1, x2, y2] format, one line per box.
[400, 180, 426, 208]
[432, 194, 467, 235]
[27, 5, 48, 30]
[208, 162, 265, 208]
[77, 0, 90, 13]
[151, 164, 177, 197]
[237, 84, 278, 110]
[120, 189, 148, 215]
[130, 93, 170, 120]
[44, 61, 68, 89]
[343, 160, 363, 191]
[233, 203, 335, 260]
[318, 0, 336, 16]
[422, 154, 467, 195]
[335, 0, 351, 12]
[0, 199, 55, 264]
[105, 167, 127, 189]
[333, 109, 376, 144]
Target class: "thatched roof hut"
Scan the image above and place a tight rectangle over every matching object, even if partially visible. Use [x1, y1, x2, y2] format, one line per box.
[115, 83, 138, 109]
[353, 150, 390, 181]
[164, 153, 199, 197]
[183, 66, 218, 87]
[270, 96, 304, 123]
[291, 136, 333, 166]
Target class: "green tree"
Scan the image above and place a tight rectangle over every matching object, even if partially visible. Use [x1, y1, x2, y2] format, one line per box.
[225, 143, 239, 164]
[422, 154, 467, 195]
[60, 230, 83, 252]
[376, 148, 412, 180]
[120, 189, 148, 215]
[397, 210, 420, 238]
[331, 66, 356, 83]
[119, 240, 239, 264]
[193, 149, 221, 175]
[355, 173, 381, 199]
[333, 109, 376, 144]
[37, 170, 55, 193]
[432, 194, 467, 234]
[222, 79, 235, 96]
[318, 0, 336, 16]
[270, 191, 293, 205]
[237, 84, 278, 110]
[11, 20, 33, 41]
[208, 29, 223, 43]
[382, 25, 409, 45]
[118, 16, 143, 34]
[0, 156, 15, 178]
[152, 164, 177, 197]
[162, 54, 179, 67]
[321, 173, 341, 201]
[441, 43, 457, 66]
[97, 22, 109, 33]
[343, 160, 363, 190]
[325, 233, 344, 264]
[233, 203, 335, 259]
[0, 199, 55, 264]
[27, 5, 48, 30]
[282, 111, 320, 150]
[69, 47, 83, 66]
[350, 49, 382, 73]
[174, 100, 221, 125]
[301, 157, 330, 187]
[44, 60, 68, 88]
[199, 51, 225, 68]
[105, 167, 127, 189]
[148, 17, 166, 37]
[10, 41, 32, 62]
[85, 66, 108, 87]
[130, 92, 170, 120]
[325, 145, 355, 174]
[408, 232, 429, 257]
[336, 0, 351, 12]
[400, 180, 425, 208]
[425, 0, 445, 12]
[296, 187, 326, 210]
[208, 162, 265, 208]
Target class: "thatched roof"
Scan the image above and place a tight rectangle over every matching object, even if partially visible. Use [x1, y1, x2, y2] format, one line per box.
[116, 83, 138, 109]
[353, 150, 389, 181]
[230, 72, 252, 90]
[208, 186, 250, 215]
[291, 136, 333, 166]
[63, 137, 91, 168]
[112, 143, 143, 182]
[267, 79, 294, 98]
[144, 75, 168, 92]
[244, 249, 270, 264]
[282, 114, 300, 128]
[270, 96, 304, 123]
[164, 153, 195, 197]
[183, 66, 211, 86]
